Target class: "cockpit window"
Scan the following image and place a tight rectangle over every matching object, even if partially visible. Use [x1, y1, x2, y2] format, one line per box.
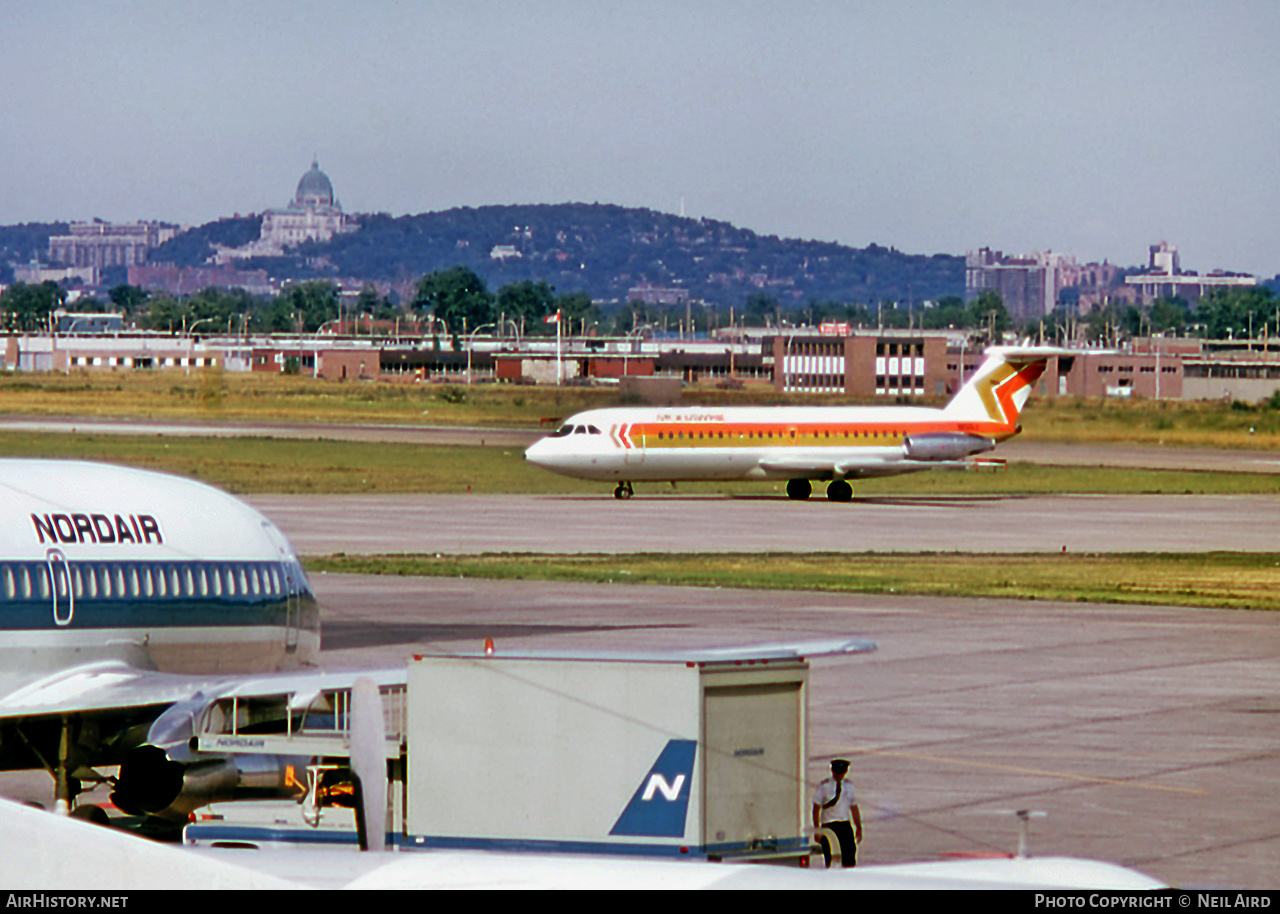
[573, 425, 588, 434]
[549, 424, 574, 438]
[587, 425, 602, 435]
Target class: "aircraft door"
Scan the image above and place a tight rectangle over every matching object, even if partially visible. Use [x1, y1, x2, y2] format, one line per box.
[280, 561, 301, 654]
[46, 549, 74, 627]
[262, 521, 301, 653]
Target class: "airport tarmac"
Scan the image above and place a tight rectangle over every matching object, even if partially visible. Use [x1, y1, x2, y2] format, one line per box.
[307, 574, 1280, 888]
[3, 573, 1271, 887]
[250, 491, 1280, 554]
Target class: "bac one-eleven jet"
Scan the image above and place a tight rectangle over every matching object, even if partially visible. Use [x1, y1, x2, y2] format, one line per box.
[525, 345, 1065, 501]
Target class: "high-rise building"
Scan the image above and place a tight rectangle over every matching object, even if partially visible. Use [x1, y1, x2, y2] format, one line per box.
[965, 248, 1076, 323]
[1124, 241, 1255, 303]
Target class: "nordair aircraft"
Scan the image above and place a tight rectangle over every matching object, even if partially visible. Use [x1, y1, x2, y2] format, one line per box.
[0, 459, 333, 824]
[524, 345, 1065, 500]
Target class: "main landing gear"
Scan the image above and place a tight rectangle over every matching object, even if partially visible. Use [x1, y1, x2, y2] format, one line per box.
[786, 479, 812, 500]
[826, 480, 853, 503]
[786, 478, 854, 502]
[614, 482, 634, 500]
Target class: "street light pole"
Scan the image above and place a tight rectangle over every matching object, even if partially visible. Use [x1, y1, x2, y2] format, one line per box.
[467, 323, 495, 385]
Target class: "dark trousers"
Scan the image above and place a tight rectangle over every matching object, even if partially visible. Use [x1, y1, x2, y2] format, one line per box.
[820, 820, 857, 868]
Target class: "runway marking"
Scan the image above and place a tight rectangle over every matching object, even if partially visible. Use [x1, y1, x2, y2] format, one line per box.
[814, 744, 1207, 796]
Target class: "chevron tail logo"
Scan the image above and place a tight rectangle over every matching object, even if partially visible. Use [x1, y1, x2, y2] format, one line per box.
[976, 359, 1047, 427]
[609, 739, 697, 838]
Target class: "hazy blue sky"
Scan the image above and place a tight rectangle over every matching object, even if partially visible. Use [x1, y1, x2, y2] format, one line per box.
[2, 1, 1277, 275]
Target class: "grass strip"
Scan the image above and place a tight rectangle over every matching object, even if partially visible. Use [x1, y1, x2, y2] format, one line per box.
[6, 369, 1280, 449]
[304, 551, 1280, 611]
[1, 432, 1279, 495]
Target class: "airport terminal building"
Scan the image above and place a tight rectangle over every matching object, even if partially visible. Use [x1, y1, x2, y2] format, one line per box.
[16, 325, 1280, 403]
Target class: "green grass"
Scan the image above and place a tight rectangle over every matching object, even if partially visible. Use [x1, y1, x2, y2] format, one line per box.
[5, 368, 1280, 451]
[0, 369, 621, 428]
[303, 551, 1280, 611]
[0, 431, 1278, 494]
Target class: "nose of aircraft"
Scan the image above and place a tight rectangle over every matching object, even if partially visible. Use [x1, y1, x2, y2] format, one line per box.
[524, 438, 553, 468]
[524, 437, 575, 474]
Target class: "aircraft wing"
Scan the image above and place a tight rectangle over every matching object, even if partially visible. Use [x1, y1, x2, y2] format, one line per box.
[0, 662, 226, 720]
[759, 455, 918, 479]
[0, 661, 407, 721]
[0, 634, 874, 725]
[416, 637, 877, 663]
[0, 634, 877, 721]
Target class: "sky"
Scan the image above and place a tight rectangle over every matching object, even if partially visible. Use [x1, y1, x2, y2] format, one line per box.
[2, 1, 1278, 276]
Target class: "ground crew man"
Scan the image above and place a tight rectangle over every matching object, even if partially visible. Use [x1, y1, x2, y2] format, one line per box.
[811, 758, 862, 867]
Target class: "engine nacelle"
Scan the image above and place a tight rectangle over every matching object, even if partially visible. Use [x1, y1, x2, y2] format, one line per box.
[111, 745, 306, 821]
[902, 432, 995, 462]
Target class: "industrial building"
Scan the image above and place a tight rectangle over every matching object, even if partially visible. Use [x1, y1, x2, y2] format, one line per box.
[13, 325, 1280, 403]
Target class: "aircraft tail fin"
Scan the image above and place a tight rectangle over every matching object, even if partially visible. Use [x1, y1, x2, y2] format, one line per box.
[941, 346, 1069, 431]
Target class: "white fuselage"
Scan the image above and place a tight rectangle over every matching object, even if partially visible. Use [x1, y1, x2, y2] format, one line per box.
[525, 404, 1008, 483]
[0, 460, 318, 698]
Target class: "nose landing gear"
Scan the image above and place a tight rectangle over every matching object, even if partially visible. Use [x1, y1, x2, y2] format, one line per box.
[614, 482, 634, 500]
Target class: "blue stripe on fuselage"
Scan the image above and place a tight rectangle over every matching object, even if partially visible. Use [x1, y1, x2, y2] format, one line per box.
[0, 559, 315, 631]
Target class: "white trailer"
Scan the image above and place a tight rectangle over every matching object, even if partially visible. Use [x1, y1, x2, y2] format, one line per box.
[184, 639, 875, 863]
[405, 650, 812, 861]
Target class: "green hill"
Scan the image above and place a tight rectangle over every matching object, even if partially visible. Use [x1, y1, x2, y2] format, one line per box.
[148, 203, 962, 306]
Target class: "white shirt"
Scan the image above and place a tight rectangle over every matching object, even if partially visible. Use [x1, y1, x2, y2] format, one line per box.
[812, 776, 857, 824]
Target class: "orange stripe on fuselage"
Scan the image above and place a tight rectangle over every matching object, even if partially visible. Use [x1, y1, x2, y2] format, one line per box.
[620, 419, 1015, 448]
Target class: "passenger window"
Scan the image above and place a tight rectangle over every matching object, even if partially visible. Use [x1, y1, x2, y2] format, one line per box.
[225, 567, 237, 597]
[184, 567, 195, 597]
[20, 566, 32, 600]
[250, 567, 261, 596]
[211, 566, 222, 597]
[73, 567, 85, 600]
[37, 567, 50, 600]
[143, 567, 155, 598]
[2, 566, 13, 600]
[238, 567, 249, 595]
[170, 567, 181, 596]
[99, 565, 112, 599]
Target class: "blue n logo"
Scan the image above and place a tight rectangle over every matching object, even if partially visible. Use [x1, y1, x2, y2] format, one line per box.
[609, 739, 697, 838]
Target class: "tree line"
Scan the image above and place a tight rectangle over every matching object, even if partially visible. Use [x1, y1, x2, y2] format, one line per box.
[6, 267, 1278, 347]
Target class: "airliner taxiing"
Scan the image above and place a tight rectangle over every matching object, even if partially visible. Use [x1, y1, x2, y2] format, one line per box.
[525, 346, 1065, 500]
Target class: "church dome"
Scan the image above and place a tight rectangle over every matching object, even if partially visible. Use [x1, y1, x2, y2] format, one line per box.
[294, 159, 336, 209]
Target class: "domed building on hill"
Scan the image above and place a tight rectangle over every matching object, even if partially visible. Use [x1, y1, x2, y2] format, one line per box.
[216, 159, 357, 262]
